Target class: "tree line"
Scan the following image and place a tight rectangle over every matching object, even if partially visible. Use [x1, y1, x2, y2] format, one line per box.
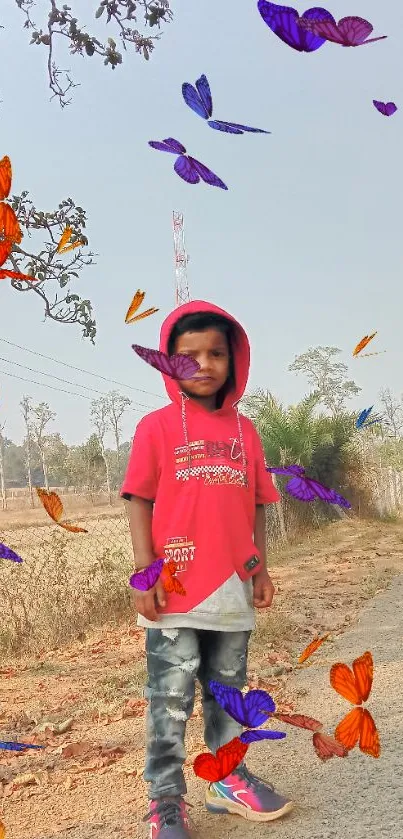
[0, 390, 133, 507]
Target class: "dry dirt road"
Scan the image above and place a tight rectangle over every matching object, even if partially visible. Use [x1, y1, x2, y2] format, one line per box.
[1, 518, 403, 839]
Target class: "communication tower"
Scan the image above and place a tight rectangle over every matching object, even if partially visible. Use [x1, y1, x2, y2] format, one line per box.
[172, 211, 191, 307]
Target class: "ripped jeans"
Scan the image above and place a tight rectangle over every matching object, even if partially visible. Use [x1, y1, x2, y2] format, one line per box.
[143, 627, 251, 800]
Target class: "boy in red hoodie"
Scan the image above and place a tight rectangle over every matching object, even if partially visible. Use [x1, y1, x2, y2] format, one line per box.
[121, 301, 293, 838]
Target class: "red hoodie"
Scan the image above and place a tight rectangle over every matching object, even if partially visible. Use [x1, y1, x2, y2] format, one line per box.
[121, 300, 279, 614]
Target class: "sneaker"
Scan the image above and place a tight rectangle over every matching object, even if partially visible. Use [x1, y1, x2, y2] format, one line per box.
[205, 764, 293, 823]
[142, 797, 196, 838]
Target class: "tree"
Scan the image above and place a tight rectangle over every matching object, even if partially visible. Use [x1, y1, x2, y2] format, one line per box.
[378, 388, 403, 439]
[9, 192, 96, 342]
[45, 433, 70, 485]
[30, 401, 56, 490]
[20, 396, 35, 506]
[14, 1, 173, 107]
[90, 398, 113, 502]
[105, 391, 131, 473]
[288, 346, 361, 416]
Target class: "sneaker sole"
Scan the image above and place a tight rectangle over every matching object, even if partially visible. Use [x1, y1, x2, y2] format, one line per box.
[205, 795, 294, 823]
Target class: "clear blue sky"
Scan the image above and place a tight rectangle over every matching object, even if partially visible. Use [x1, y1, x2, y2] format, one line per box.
[1, 1, 401, 448]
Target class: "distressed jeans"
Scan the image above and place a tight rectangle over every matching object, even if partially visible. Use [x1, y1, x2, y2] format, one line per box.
[143, 627, 251, 800]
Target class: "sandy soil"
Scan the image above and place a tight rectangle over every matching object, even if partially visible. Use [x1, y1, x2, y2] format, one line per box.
[1, 517, 402, 839]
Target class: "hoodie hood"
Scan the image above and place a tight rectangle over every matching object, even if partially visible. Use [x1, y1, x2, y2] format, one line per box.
[159, 299, 250, 412]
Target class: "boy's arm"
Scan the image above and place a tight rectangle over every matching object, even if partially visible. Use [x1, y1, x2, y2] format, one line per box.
[124, 497, 155, 569]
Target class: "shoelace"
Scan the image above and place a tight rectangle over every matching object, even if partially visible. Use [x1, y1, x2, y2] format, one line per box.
[143, 798, 193, 825]
[233, 764, 274, 792]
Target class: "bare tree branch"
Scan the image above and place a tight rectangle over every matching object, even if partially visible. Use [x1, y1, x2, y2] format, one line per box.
[14, 0, 173, 106]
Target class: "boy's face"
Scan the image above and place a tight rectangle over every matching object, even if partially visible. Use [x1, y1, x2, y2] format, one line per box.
[174, 327, 231, 409]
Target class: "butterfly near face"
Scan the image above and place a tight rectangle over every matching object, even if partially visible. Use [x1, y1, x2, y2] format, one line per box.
[331, 650, 380, 758]
[36, 487, 88, 533]
[298, 15, 387, 46]
[266, 464, 351, 508]
[182, 73, 270, 135]
[132, 344, 209, 381]
[257, 1, 335, 52]
[125, 290, 159, 324]
[148, 138, 228, 189]
[373, 100, 397, 117]
[0, 542, 23, 563]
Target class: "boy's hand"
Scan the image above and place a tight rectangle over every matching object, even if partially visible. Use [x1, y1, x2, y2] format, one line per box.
[131, 577, 166, 622]
[252, 569, 275, 609]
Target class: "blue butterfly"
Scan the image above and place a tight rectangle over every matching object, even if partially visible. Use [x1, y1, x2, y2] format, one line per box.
[0, 740, 43, 751]
[355, 407, 381, 430]
[209, 680, 286, 742]
[182, 74, 271, 135]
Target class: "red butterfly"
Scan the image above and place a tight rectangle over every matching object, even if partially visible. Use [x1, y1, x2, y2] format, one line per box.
[272, 713, 348, 762]
[193, 737, 248, 782]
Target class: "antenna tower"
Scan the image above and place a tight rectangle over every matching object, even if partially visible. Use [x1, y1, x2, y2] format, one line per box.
[173, 211, 191, 307]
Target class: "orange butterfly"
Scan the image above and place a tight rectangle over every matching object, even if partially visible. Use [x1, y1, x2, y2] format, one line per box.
[353, 332, 377, 356]
[272, 713, 348, 762]
[0, 820, 5, 839]
[0, 156, 37, 283]
[330, 650, 380, 758]
[36, 487, 88, 534]
[57, 226, 84, 254]
[125, 289, 159, 324]
[193, 737, 248, 782]
[160, 558, 186, 596]
[298, 634, 329, 664]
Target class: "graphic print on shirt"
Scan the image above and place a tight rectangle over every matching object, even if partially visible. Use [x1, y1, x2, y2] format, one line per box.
[174, 437, 248, 486]
[164, 536, 196, 573]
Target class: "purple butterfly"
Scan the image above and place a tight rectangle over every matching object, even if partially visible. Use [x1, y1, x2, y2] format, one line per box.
[182, 74, 270, 135]
[240, 729, 286, 743]
[257, 1, 335, 52]
[373, 100, 397, 117]
[298, 15, 387, 47]
[0, 740, 43, 751]
[267, 465, 351, 508]
[129, 558, 164, 592]
[132, 344, 211, 381]
[0, 542, 23, 563]
[209, 681, 276, 727]
[148, 137, 227, 189]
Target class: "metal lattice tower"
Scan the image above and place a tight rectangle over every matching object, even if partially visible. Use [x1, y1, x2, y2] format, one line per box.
[172, 211, 191, 307]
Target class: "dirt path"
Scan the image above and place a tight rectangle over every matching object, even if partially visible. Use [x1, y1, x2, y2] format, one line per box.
[1, 518, 403, 839]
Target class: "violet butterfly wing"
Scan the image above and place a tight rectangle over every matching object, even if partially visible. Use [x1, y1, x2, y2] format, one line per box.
[186, 156, 228, 190]
[298, 15, 387, 46]
[257, 1, 334, 52]
[305, 478, 351, 508]
[195, 74, 213, 115]
[373, 100, 397, 117]
[132, 345, 201, 380]
[267, 464, 305, 477]
[149, 138, 187, 154]
[240, 729, 286, 743]
[285, 475, 317, 502]
[0, 542, 23, 563]
[209, 681, 275, 727]
[207, 120, 270, 134]
[129, 558, 164, 592]
[182, 81, 210, 120]
[174, 155, 201, 184]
